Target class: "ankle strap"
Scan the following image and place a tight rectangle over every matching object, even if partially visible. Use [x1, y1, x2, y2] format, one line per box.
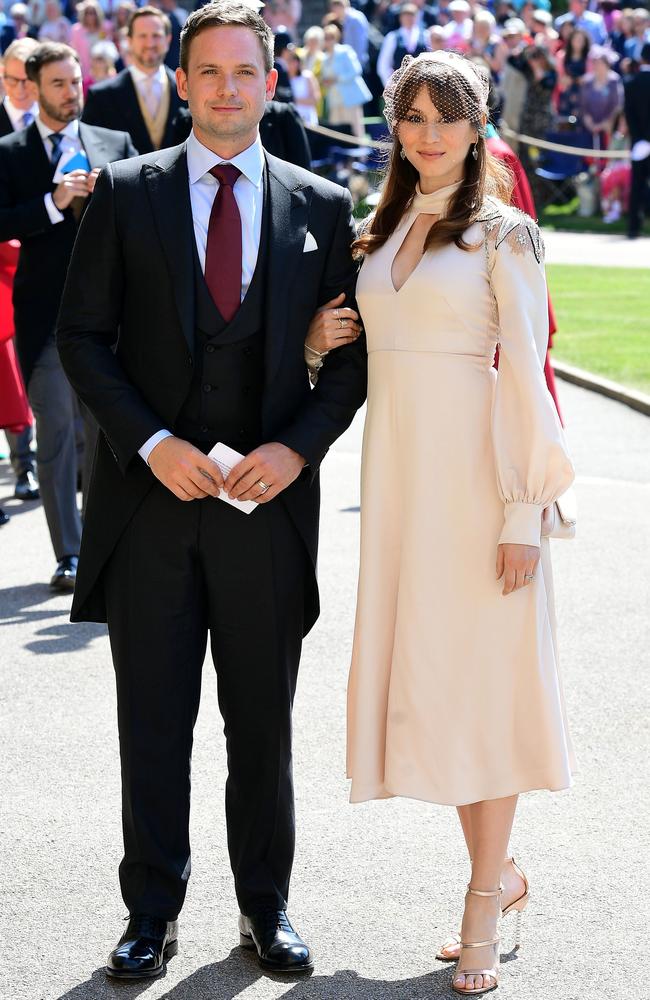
[466, 885, 502, 897]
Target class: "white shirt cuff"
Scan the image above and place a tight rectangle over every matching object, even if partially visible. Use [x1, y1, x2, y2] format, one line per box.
[44, 192, 64, 224]
[139, 429, 173, 465]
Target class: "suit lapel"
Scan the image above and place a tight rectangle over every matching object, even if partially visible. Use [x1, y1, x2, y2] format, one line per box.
[143, 144, 195, 352]
[0, 103, 13, 138]
[264, 154, 311, 385]
[79, 121, 109, 169]
[24, 122, 55, 190]
[119, 70, 151, 152]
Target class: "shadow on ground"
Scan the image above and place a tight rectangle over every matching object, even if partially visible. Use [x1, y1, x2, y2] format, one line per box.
[53, 947, 521, 1000]
[0, 583, 106, 653]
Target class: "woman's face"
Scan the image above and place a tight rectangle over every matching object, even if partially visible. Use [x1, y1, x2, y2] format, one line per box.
[398, 85, 475, 192]
[83, 7, 99, 28]
[570, 30, 589, 55]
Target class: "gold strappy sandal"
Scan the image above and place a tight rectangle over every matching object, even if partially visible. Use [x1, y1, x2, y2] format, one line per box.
[437, 858, 529, 962]
[451, 886, 501, 996]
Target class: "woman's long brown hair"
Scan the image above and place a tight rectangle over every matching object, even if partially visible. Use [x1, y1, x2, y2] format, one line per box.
[352, 64, 513, 259]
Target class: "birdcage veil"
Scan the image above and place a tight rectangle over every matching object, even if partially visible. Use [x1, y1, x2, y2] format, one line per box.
[382, 51, 490, 137]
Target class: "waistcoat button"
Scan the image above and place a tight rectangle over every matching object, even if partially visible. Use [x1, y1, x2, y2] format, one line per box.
[203, 383, 212, 393]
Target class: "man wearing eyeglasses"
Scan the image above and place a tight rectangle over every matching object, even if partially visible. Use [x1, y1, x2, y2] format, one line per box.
[1, 38, 39, 136]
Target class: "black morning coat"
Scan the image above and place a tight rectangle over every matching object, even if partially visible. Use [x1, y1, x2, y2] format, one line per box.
[56, 143, 368, 628]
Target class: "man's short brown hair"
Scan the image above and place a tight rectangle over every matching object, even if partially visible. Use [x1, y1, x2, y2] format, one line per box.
[127, 5, 172, 38]
[25, 42, 80, 83]
[179, 1, 274, 74]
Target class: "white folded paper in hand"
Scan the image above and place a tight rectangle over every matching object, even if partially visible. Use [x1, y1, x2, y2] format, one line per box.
[206, 442, 257, 514]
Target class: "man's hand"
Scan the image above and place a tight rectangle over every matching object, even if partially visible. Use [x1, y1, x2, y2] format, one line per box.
[148, 436, 225, 501]
[225, 443, 306, 504]
[496, 543, 540, 596]
[87, 166, 102, 194]
[52, 169, 91, 211]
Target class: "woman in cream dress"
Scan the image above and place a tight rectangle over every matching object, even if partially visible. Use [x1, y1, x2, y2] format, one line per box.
[306, 52, 575, 995]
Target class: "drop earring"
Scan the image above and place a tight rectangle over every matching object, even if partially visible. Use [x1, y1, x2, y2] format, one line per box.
[471, 141, 479, 160]
[400, 146, 406, 160]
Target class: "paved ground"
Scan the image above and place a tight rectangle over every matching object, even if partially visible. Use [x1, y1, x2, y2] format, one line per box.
[542, 228, 650, 268]
[1, 379, 648, 1000]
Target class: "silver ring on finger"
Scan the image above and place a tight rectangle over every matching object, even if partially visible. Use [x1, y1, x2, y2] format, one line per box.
[334, 308, 340, 319]
[524, 573, 534, 581]
[338, 316, 346, 329]
[257, 480, 270, 494]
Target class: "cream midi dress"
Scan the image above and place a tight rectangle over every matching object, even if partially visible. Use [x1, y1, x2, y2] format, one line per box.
[346, 184, 576, 806]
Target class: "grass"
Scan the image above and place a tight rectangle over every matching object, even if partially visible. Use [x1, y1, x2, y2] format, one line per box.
[540, 198, 650, 236]
[546, 264, 650, 395]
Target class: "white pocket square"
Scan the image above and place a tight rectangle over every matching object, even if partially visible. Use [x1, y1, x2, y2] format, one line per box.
[303, 231, 318, 253]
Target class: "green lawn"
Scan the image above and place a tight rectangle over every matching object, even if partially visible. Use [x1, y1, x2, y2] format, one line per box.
[546, 264, 650, 395]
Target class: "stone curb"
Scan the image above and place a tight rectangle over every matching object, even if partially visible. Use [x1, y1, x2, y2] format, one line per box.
[552, 359, 650, 417]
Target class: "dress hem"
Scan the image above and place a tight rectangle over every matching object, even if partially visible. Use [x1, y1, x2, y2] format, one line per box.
[347, 769, 576, 808]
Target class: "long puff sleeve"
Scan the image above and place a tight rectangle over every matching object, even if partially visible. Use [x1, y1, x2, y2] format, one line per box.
[487, 209, 574, 546]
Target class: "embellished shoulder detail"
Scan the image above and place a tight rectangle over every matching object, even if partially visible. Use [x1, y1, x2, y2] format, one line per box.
[475, 196, 545, 264]
[356, 211, 375, 238]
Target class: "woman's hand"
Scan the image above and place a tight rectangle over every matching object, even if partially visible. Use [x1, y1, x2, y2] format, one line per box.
[496, 543, 540, 596]
[305, 292, 362, 355]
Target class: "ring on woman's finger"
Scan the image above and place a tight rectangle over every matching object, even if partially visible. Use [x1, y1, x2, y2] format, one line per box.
[334, 308, 340, 319]
[338, 316, 346, 329]
[524, 573, 534, 581]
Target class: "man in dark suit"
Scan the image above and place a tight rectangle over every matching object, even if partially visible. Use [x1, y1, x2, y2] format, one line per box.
[1, 36, 40, 501]
[57, 0, 366, 981]
[624, 43, 650, 239]
[0, 42, 136, 589]
[171, 98, 313, 169]
[82, 6, 186, 154]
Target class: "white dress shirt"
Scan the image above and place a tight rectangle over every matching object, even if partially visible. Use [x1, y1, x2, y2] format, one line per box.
[35, 116, 82, 225]
[139, 129, 266, 465]
[130, 63, 167, 118]
[3, 96, 39, 131]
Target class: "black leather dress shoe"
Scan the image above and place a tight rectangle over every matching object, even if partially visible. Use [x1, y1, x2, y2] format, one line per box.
[239, 910, 313, 973]
[106, 914, 178, 980]
[14, 470, 39, 501]
[49, 556, 78, 591]
[0, 509, 9, 526]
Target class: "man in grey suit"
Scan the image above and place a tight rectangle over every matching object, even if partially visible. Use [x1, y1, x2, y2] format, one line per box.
[0, 42, 136, 588]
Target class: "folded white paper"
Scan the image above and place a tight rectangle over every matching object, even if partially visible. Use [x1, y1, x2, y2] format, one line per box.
[206, 442, 257, 514]
[303, 231, 318, 253]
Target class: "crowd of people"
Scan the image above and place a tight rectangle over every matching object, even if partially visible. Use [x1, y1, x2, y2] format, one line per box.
[269, 0, 649, 228]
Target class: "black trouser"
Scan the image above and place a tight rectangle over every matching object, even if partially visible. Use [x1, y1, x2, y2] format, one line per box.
[628, 156, 650, 237]
[103, 479, 307, 920]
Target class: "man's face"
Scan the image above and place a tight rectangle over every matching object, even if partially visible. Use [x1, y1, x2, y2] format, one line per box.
[569, 0, 586, 17]
[2, 56, 37, 110]
[400, 12, 417, 30]
[129, 15, 170, 72]
[176, 26, 277, 149]
[38, 57, 83, 124]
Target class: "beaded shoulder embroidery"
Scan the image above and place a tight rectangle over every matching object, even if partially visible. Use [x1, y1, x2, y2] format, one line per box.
[476, 197, 545, 264]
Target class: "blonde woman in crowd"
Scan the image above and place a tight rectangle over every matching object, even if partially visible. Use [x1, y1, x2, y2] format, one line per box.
[70, 0, 111, 77]
[320, 21, 371, 137]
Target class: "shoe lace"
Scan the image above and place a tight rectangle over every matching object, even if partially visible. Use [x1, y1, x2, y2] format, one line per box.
[259, 908, 292, 936]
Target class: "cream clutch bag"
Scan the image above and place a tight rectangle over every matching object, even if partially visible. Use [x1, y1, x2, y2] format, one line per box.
[541, 487, 577, 539]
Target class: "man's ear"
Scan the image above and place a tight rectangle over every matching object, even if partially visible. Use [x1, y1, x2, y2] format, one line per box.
[265, 67, 278, 102]
[176, 66, 188, 101]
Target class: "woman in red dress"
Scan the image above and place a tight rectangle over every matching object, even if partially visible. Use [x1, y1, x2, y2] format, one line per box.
[0, 240, 32, 525]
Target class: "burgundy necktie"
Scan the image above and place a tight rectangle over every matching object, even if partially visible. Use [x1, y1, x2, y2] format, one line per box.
[205, 163, 242, 322]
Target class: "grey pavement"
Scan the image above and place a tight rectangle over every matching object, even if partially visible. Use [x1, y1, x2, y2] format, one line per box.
[1, 380, 649, 1000]
[542, 228, 650, 268]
